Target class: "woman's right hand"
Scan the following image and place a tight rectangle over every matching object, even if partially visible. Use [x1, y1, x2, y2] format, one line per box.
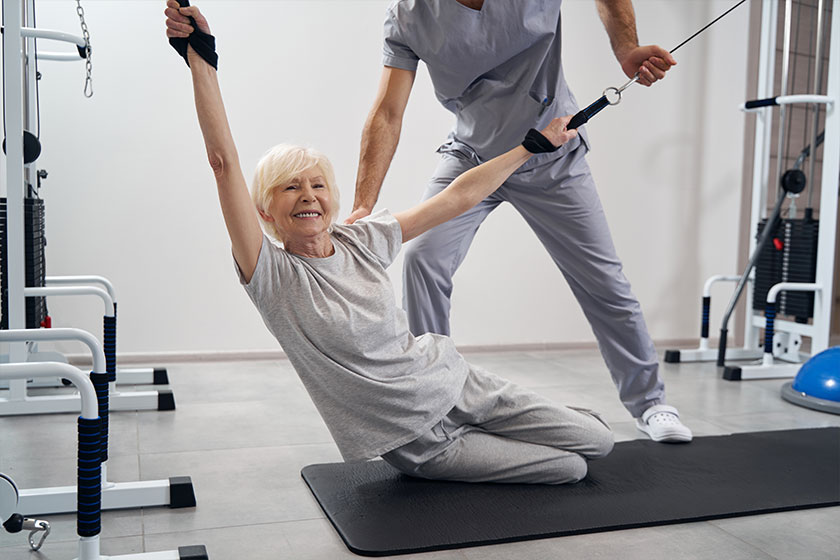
[164, 0, 211, 38]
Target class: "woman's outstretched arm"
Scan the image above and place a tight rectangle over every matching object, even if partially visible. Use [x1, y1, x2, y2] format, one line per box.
[165, 1, 263, 281]
[394, 117, 576, 243]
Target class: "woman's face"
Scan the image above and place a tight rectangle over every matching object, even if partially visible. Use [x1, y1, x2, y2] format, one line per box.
[262, 166, 333, 241]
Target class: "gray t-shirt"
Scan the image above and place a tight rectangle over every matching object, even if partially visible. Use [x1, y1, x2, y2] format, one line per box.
[239, 210, 469, 462]
[383, 0, 587, 166]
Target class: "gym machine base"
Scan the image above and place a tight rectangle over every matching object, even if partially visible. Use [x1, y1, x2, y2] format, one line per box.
[0, 329, 196, 516]
[0, 361, 207, 559]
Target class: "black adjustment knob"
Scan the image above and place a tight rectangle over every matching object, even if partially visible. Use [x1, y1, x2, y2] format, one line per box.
[781, 169, 806, 194]
[3, 513, 24, 533]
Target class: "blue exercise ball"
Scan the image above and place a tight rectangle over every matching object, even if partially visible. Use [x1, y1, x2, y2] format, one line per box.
[792, 347, 840, 402]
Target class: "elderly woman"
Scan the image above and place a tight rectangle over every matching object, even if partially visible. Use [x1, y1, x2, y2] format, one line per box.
[165, 1, 613, 484]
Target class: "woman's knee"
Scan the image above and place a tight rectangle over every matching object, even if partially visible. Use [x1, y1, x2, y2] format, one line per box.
[549, 454, 589, 484]
[587, 425, 614, 459]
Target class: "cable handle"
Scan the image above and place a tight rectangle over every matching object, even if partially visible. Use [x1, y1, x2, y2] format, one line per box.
[744, 97, 779, 109]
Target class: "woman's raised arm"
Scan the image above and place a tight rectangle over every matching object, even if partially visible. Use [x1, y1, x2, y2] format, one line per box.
[165, 0, 263, 281]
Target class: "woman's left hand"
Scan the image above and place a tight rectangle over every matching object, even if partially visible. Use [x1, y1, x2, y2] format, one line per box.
[540, 116, 577, 149]
[164, 0, 212, 38]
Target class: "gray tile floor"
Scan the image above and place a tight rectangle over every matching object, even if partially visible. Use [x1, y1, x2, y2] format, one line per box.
[1, 349, 839, 560]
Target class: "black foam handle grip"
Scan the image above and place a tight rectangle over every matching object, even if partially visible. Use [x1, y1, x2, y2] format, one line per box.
[744, 97, 778, 109]
[568, 95, 611, 130]
[568, 110, 588, 130]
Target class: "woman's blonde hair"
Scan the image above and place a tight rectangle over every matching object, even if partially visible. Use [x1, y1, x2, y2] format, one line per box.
[251, 144, 340, 241]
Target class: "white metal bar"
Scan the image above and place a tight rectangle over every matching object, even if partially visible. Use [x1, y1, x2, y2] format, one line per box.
[24, 285, 115, 317]
[811, 0, 840, 355]
[774, 94, 833, 105]
[702, 275, 742, 297]
[35, 51, 84, 61]
[4, 0, 27, 369]
[740, 94, 835, 110]
[734, 362, 801, 379]
[766, 282, 821, 303]
[46, 275, 118, 301]
[18, 479, 172, 516]
[0, 328, 105, 374]
[774, 0, 794, 193]
[671, 347, 763, 363]
[103, 551, 183, 560]
[744, 0, 778, 349]
[0, 362, 97, 418]
[0, 390, 161, 416]
[808, 0, 826, 208]
[19, 26, 85, 48]
[23, 0, 37, 189]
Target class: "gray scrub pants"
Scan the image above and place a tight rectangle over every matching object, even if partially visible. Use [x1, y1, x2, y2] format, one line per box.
[402, 144, 664, 418]
[381, 365, 614, 484]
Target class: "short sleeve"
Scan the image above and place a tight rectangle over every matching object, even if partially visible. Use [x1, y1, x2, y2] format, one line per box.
[334, 209, 403, 269]
[235, 235, 289, 305]
[383, 5, 419, 72]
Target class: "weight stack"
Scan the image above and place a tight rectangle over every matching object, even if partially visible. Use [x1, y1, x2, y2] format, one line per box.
[753, 217, 819, 320]
[1, 197, 47, 329]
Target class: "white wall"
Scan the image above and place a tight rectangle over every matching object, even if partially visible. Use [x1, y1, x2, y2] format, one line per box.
[2, 0, 750, 357]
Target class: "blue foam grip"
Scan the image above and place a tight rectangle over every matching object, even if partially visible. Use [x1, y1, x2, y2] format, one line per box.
[744, 97, 778, 109]
[90, 372, 110, 463]
[103, 314, 117, 382]
[77, 416, 102, 537]
[764, 302, 776, 355]
[701, 296, 711, 339]
[792, 347, 840, 402]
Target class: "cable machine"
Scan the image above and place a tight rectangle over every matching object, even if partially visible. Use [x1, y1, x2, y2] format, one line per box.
[1, 2, 206, 558]
[1, 0, 173, 414]
[665, 0, 838, 380]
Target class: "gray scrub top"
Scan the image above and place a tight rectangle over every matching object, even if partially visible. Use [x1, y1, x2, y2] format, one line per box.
[383, 0, 589, 168]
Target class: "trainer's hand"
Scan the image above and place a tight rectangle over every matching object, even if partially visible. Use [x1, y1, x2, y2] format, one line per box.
[540, 116, 577, 148]
[619, 44, 676, 86]
[164, 0, 211, 38]
[344, 206, 372, 225]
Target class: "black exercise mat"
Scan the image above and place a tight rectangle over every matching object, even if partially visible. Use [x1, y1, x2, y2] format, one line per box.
[301, 428, 840, 556]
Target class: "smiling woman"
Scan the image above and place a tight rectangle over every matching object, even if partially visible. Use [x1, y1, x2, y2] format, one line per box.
[251, 145, 340, 259]
[163, 0, 621, 486]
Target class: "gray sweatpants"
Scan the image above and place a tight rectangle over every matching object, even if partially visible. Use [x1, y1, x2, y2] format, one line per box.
[381, 365, 614, 485]
[402, 144, 663, 418]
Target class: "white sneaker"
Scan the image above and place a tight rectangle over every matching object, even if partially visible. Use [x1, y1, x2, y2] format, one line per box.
[636, 404, 693, 443]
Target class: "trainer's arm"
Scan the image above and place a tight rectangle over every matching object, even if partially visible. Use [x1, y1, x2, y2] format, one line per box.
[346, 66, 416, 224]
[165, 1, 262, 282]
[394, 118, 576, 243]
[594, 0, 676, 86]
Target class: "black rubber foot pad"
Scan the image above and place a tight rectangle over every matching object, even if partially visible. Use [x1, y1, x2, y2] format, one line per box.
[169, 476, 197, 508]
[663, 350, 681, 363]
[153, 368, 170, 385]
[302, 428, 840, 557]
[722, 366, 742, 381]
[158, 390, 176, 410]
[178, 545, 209, 559]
